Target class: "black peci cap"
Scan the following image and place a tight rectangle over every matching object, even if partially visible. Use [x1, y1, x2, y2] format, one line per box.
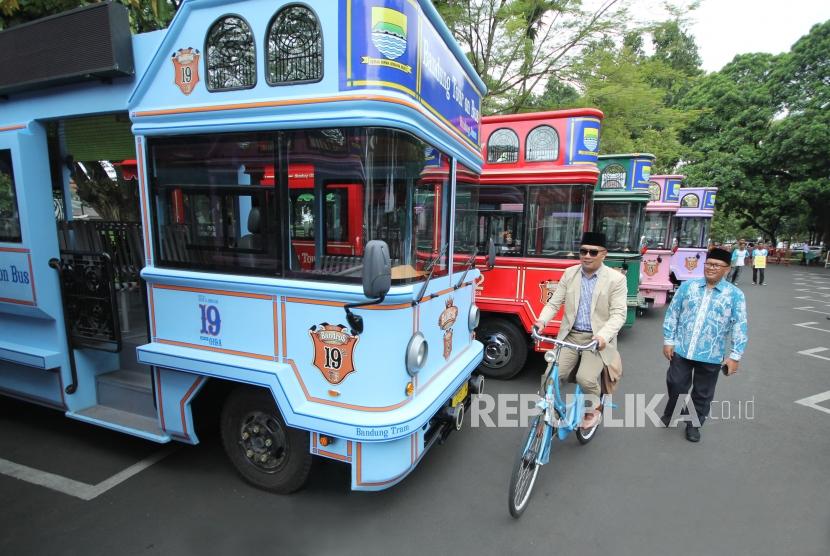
[581, 232, 607, 249]
[707, 247, 731, 266]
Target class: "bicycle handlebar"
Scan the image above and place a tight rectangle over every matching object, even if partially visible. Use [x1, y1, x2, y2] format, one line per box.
[531, 327, 598, 352]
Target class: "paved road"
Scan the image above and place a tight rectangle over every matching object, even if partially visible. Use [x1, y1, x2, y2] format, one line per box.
[1, 264, 828, 555]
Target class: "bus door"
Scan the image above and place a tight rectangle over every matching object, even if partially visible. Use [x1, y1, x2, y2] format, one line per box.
[46, 116, 166, 427]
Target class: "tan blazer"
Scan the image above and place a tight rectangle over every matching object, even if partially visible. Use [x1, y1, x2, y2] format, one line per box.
[538, 263, 628, 350]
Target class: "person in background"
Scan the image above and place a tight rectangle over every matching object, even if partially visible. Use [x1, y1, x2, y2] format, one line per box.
[752, 243, 768, 285]
[801, 242, 810, 265]
[661, 247, 748, 442]
[729, 239, 748, 285]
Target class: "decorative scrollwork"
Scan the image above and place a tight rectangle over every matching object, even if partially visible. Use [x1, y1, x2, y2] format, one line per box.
[487, 128, 519, 164]
[266, 6, 323, 84]
[526, 125, 559, 162]
[206, 16, 256, 91]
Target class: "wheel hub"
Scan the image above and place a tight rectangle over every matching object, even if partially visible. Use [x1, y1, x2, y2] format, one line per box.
[482, 332, 511, 368]
[239, 411, 288, 473]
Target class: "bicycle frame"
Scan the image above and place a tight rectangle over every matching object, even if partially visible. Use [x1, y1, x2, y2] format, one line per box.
[534, 348, 590, 465]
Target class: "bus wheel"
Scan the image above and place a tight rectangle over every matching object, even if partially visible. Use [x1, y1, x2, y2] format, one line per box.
[476, 318, 527, 380]
[221, 386, 312, 494]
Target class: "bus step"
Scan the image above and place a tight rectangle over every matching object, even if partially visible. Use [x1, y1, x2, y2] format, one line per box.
[69, 405, 169, 443]
[97, 369, 156, 419]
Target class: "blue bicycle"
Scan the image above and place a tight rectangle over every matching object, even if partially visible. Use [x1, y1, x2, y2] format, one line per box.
[508, 329, 604, 518]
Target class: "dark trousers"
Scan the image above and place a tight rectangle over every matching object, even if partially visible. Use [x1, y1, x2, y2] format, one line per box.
[753, 267, 765, 284]
[664, 354, 720, 426]
[729, 266, 743, 283]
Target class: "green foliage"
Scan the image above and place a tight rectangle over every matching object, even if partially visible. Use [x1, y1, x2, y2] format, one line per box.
[679, 19, 830, 245]
[709, 212, 757, 243]
[571, 39, 695, 173]
[435, 0, 628, 114]
[0, 0, 177, 32]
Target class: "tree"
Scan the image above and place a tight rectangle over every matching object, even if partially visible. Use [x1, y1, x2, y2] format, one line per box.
[678, 53, 804, 245]
[767, 20, 830, 244]
[0, 0, 178, 32]
[434, 0, 627, 114]
[568, 38, 695, 173]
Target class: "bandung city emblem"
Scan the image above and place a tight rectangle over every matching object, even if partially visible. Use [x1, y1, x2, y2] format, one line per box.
[583, 127, 599, 152]
[371, 7, 407, 60]
[643, 259, 659, 276]
[171, 47, 200, 95]
[438, 298, 459, 360]
[309, 323, 359, 384]
[684, 256, 699, 271]
[648, 181, 662, 201]
[641, 164, 652, 182]
[539, 280, 559, 305]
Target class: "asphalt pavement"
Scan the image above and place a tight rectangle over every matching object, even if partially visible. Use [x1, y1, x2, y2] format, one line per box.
[1, 263, 828, 556]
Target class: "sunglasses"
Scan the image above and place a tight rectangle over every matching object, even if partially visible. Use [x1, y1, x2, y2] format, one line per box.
[579, 248, 606, 257]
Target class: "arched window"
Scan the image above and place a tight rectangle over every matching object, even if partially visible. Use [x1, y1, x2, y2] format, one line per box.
[266, 5, 323, 85]
[525, 125, 559, 161]
[487, 128, 519, 164]
[205, 15, 256, 91]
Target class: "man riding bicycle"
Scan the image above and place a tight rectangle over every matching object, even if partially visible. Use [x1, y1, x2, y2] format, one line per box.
[534, 232, 627, 428]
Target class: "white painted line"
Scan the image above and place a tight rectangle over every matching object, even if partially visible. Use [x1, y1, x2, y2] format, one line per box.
[797, 347, 830, 362]
[793, 296, 830, 305]
[793, 289, 830, 297]
[793, 306, 830, 316]
[0, 446, 176, 500]
[793, 322, 830, 334]
[795, 391, 830, 416]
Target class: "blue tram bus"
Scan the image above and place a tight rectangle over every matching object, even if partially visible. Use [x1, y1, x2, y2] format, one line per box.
[0, 0, 487, 492]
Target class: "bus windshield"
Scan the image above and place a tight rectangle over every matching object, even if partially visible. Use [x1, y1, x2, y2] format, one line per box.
[642, 212, 672, 249]
[674, 217, 710, 248]
[453, 163, 480, 256]
[593, 202, 643, 252]
[149, 128, 454, 283]
[527, 185, 591, 258]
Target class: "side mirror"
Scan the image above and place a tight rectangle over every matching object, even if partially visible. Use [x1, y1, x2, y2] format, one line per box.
[362, 240, 391, 299]
[487, 238, 496, 270]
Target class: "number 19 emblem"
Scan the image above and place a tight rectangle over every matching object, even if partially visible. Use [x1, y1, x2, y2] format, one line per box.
[172, 47, 200, 95]
[309, 324, 359, 384]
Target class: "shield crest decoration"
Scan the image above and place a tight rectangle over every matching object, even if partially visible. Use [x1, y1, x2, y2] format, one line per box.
[644, 260, 659, 276]
[309, 324, 359, 384]
[439, 298, 459, 360]
[684, 256, 698, 271]
[172, 47, 200, 95]
[539, 280, 559, 304]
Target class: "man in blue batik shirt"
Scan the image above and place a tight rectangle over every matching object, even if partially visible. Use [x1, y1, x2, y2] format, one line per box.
[661, 247, 748, 442]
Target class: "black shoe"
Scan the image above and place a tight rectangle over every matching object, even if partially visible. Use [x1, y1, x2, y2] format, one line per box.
[660, 413, 671, 427]
[685, 425, 701, 442]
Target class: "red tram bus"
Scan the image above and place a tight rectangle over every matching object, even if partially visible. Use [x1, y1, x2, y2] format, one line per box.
[459, 110, 603, 378]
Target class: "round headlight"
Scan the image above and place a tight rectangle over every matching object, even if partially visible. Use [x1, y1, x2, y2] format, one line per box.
[405, 332, 428, 376]
[468, 304, 480, 331]
[544, 350, 556, 363]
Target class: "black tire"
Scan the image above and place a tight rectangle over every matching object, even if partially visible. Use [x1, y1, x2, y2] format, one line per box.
[220, 386, 312, 494]
[508, 415, 545, 518]
[476, 317, 528, 379]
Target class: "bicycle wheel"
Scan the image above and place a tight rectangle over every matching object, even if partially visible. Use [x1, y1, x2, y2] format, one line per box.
[508, 415, 546, 518]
